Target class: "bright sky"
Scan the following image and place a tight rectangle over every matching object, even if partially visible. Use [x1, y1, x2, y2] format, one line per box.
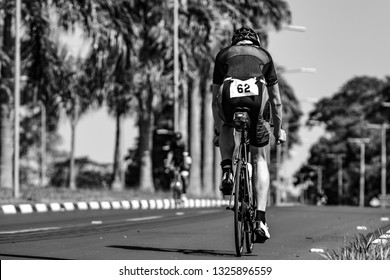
[267, 0, 390, 179]
[59, 0, 390, 177]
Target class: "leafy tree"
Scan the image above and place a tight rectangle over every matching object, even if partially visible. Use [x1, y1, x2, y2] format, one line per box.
[298, 76, 390, 205]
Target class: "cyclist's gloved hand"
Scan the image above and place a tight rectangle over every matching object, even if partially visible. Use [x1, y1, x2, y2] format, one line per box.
[275, 128, 287, 145]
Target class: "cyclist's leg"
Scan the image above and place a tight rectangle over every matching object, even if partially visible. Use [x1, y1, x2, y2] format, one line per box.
[219, 123, 235, 162]
[212, 84, 235, 194]
[253, 147, 270, 213]
[218, 123, 235, 194]
[180, 169, 189, 199]
[212, 83, 235, 164]
[251, 146, 271, 243]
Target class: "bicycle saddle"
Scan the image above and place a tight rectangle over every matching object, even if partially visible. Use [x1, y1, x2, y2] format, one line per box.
[233, 107, 251, 131]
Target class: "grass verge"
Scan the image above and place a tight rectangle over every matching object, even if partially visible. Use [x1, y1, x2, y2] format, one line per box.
[320, 231, 390, 260]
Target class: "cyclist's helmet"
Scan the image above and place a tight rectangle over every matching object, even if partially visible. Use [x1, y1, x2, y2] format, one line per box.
[231, 27, 261, 47]
[175, 131, 182, 140]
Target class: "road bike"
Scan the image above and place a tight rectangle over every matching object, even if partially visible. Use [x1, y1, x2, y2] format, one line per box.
[169, 166, 184, 208]
[227, 108, 258, 257]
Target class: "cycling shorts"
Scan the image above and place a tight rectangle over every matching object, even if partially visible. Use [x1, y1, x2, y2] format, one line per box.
[217, 77, 270, 147]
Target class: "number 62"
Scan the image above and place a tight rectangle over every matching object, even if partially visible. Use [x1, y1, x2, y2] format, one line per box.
[237, 84, 250, 93]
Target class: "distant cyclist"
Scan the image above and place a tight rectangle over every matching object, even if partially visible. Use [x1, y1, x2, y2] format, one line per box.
[165, 132, 191, 200]
[212, 27, 286, 243]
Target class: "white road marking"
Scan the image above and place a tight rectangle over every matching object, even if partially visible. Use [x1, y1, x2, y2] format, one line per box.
[356, 226, 367, 230]
[380, 217, 389, 222]
[372, 239, 389, 245]
[91, 221, 103, 225]
[126, 216, 162, 222]
[0, 227, 61, 234]
[175, 212, 185, 216]
[310, 248, 325, 253]
[372, 233, 390, 245]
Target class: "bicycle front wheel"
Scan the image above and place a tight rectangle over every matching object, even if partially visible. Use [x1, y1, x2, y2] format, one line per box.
[234, 160, 245, 257]
[173, 187, 181, 208]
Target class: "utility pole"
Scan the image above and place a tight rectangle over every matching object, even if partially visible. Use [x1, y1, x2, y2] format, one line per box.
[173, 0, 179, 132]
[327, 154, 345, 205]
[13, 0, 21, 198]
[348, 138, 370, 207]
[309, 165, 323, 194]
[308, 165, 323, 205]
[368, 122, 389, 208]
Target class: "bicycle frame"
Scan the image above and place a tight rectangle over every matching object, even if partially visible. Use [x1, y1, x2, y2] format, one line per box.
[170, 166, 183, 208]
[228, 110, 257, 256]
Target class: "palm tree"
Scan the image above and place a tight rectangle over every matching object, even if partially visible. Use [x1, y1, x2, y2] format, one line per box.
[0, 0, 14, 189]
[88, 7, 139, 191]
[22, 1, 63, 188]
[1, 0, 97, 191]
[54, 51, 91, 190]
[105, 60, 138, 191]
[52, 0, 140, 191]
[23, 1, 99, 190]
[174, 1, 214, 196]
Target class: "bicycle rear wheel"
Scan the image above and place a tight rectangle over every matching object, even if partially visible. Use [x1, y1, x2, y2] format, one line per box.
[245, 165, 256, 253]
[172, 187, 181, 208]
[234, 160, 245, 257]
[171, 174, 183, 208]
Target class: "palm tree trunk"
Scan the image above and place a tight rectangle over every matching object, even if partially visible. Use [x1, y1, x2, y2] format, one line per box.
[138, 90, 155, 193]
[202, 80, 214, 196]
[40, 101, 47, 187]
[69, 104, 77, 190]
[0, 8, 13, 189]
[189, 70, 202, 196]
[0, 103, 13, 189]
[111, 111, 124, 191]
[179, 82, 189, 147]
[138, 116, 155, 193]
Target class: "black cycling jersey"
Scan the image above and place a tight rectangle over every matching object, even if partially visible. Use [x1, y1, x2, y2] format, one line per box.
[170, 140, 185, 167]
[213, 44, 278, 86]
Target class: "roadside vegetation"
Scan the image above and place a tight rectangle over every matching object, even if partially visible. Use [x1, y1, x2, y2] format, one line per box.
[297, 76, 390, 206]
[321, 232, 390, 260]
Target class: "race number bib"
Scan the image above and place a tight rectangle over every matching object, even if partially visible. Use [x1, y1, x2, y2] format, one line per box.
[229, 78, 259, 98]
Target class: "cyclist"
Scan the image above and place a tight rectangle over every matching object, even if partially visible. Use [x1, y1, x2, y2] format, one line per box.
[165, 132, 191, 200]
[212, 27, 286, 243]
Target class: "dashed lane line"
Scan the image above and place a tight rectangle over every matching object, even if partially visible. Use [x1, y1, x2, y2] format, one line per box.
[0, 227, 61, 234]
[125, 216, 162, 222]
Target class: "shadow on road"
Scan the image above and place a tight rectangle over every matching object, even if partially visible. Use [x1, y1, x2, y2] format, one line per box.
[107, 245, 257, 258]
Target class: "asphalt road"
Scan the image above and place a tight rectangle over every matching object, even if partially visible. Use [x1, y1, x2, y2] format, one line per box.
[0, 205, 389, 260]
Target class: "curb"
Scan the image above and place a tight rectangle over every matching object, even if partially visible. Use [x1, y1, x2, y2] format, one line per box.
[0, 198, 230, 215]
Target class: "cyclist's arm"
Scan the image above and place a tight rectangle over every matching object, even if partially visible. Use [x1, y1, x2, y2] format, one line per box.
[268, 83, 283, 140]
[165, 151, 173, 169]
[212, 84, 222, 133]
